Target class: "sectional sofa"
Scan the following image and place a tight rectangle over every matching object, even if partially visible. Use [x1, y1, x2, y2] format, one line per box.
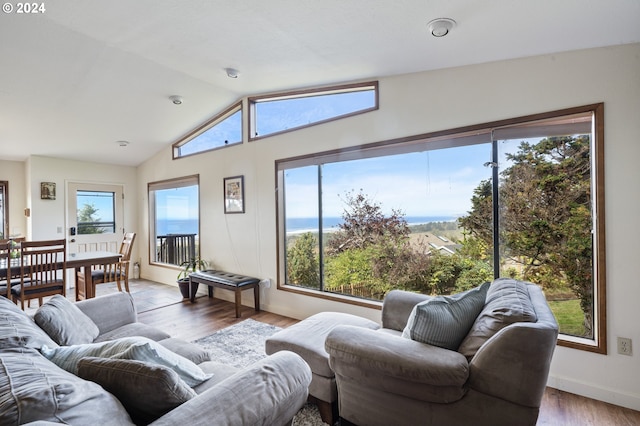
[0, 292, 311, 426]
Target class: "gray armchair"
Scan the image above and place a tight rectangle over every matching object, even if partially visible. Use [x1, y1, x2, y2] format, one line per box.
[325, 280, 559, 426]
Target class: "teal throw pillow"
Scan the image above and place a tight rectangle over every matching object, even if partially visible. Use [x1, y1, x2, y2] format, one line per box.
[402, 282, 489, 350]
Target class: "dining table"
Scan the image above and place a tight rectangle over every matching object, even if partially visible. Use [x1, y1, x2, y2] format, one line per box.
[67, 251, 122, 300]
[0, 250, 121, 301]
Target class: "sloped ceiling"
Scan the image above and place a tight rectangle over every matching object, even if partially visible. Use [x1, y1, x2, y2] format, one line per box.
[1, 0, 639, 166]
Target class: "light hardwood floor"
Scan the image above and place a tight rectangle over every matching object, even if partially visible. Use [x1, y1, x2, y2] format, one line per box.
[31, 279, 640, 426]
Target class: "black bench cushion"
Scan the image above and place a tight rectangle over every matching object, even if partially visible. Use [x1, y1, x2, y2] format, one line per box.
[190, 270, 259, 287]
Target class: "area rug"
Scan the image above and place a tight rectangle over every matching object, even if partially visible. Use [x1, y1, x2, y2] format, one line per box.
[192, 319, 325, 426]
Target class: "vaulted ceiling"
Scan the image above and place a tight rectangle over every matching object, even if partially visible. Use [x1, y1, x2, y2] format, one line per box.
[1, 0, 639, 166]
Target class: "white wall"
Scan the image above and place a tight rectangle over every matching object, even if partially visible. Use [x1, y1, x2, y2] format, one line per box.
[137, 43, 638, 410]
[0, 159, 27, 237]
[25, 156, 139, 260]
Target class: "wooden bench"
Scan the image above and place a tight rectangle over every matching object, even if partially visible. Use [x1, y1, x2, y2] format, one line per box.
[188, 270, 261, 318]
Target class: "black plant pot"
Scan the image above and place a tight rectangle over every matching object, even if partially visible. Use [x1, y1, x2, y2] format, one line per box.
[178, 278, 190, 299]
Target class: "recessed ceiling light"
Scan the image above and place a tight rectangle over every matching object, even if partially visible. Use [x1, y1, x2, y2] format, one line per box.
[426, 18, 456, 37]
[225, 68, 239, 78]
[169, 95, 183, 105]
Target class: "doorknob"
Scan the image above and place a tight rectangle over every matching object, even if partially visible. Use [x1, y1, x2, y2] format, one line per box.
[70, 239, 76, 243]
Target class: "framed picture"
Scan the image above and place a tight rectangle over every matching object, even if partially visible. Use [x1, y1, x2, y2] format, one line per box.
[224, 175, 245, 214]
[40, 182, 56, 200]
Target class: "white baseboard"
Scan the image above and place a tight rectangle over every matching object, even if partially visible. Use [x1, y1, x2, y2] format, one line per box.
[547, 374, 640, 411]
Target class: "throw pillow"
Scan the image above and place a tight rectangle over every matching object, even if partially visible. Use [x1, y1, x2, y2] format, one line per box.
[0, 347, 134, 425]
[402, 282, 489, 350]
[40, 336, 212, 387]
[34, 294, 100, 345]
[77, 357, 197, 425]
[458, 278, 538, 359]
[0, 297, 59, 349]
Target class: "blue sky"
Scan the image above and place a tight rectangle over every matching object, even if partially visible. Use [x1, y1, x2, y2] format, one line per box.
[77, 191, 114, 222]
[155, 186, 199, 221]
[284, 143, 495, 219]
[169, 87, 538, 223]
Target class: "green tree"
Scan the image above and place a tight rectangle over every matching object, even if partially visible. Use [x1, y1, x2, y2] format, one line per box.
[326, 190, 409, 255]
[458, 179, 493, 245]
[77, 203, 105, 234]
[459, 136, 593, 335]
[286, 232, 320, 288]
[324, 190, 432, 299]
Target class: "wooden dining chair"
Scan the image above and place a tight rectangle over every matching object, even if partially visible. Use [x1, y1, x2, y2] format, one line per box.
[0, 240, 11, 298]
[77, 232, 136, 293]
[1, 237, 28, 301]
[11, 239, 66, 310]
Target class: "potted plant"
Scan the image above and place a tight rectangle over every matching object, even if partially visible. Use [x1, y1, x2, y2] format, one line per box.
[177, 257, 208, 299]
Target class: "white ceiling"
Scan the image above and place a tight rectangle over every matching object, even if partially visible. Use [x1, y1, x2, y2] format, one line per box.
[1, 0, 639, 166]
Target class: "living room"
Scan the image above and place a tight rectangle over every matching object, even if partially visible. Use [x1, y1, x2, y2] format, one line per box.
[1, 1, 639, 424]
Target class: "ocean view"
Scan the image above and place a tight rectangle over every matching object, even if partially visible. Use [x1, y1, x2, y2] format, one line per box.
[286, 216, 458, 233]
[156, 219, 199, 236]
[156, 216, 458, 236]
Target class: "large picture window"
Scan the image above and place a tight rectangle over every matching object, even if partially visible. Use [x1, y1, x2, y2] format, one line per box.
[149, 175, 200, 267]
[277, 104, 605, 353]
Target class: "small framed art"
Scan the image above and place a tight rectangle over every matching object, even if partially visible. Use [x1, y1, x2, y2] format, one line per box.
[224, 175, 245, 214]
[41, 182, 56, 200]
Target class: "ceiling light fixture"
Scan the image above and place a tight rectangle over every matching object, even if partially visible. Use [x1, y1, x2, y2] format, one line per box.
[117, 140, 129, 147]
[169, 95, 183, 105]
[426, 18, 456, 37]
[225, 68, 239, 79]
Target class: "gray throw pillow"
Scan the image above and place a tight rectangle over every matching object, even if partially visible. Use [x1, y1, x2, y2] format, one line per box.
[402, 282, 489, 350]
[458, 278, 538, 359]
[34, 295, 100, 345]
[40, 336, 212, 386]
[0, 347, 134, 425]
[0, 297, 59, 349]
[77, 357, 197, 425]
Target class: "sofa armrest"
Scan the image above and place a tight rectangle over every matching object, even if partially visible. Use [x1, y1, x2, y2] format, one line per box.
[326, 325, 468, 402]
[75, 292, 138, 335]
[469, 322, 558, 408]
[381, 290, 430, 331]
[468, 282, 559, 408]
[150, 351, 312, 426]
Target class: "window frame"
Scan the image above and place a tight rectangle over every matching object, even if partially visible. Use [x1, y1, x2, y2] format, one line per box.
[275, 103, 606, 353]
[249, 81, 379, 142]
[0, 181, 8, 239]
[76, 190, 117, 234]
[172, 101, 243, 159]
[148, 175, 200, 268]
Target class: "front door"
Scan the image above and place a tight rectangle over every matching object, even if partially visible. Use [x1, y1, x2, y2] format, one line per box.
[66, 182, 124, 254]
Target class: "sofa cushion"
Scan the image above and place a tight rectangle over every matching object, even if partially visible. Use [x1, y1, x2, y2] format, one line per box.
[458, 278, 538, 359]
[77, 357, 197, 425]
[40, 336, 212, 386]
[93, 322, 172, 343]
[192, 361, 240, 394]
[0, 346, 134, 425]
[0, 296, 58, 349]
[34, 294, 100, 345]
[402, 282, 489, 350]
[158, 337, 212, 365]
